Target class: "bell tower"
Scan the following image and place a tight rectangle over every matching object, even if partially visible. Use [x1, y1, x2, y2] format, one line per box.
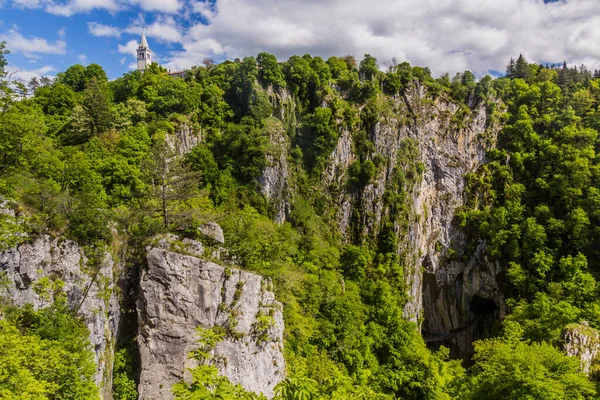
[137, 30, 152, 72]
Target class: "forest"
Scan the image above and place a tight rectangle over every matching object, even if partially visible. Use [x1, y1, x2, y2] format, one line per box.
[2, 38, 600, 399]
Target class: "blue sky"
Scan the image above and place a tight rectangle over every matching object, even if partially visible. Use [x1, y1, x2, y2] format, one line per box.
[0, 0, 217, 80]
[2, 0, 600, 81]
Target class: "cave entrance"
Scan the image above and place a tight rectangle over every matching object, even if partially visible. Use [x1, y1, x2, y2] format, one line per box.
[470, 295, 498, 316]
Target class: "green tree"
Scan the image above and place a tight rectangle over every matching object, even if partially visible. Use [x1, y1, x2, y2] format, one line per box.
[257, 52, 285, 88]
[57, 64, 87, 92]
[0, 41, 13, 113]
[468, 321, 595, 400]
[143, 135, 201, 230]
[68, 77, 114, 142]
[0, 300, 98, 400]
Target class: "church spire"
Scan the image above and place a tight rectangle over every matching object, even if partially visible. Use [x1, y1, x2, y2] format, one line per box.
[139, 29, 149, 50]
[137, 30, 152, 72]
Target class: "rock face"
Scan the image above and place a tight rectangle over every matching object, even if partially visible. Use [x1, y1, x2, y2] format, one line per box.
[255, 83, 503, 358]
[324, 84, 503, 357]
[563, 323, 600, 373]
[168, 122, 201, 155]
[0, 235, 120, 397]
[198, 222, 225, 244]
[398, 86, 504, 357]
[259, 119, 290, 224]
[137, 248, 285, 399]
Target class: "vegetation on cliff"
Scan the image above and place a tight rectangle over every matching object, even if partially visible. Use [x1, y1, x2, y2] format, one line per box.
[2, 37, 600, 398]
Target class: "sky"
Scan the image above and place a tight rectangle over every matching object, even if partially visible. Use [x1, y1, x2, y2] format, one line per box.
[1, 0, 600, 81]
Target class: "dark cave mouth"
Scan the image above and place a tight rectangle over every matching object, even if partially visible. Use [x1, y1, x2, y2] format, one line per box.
[470, 294, 498, 315]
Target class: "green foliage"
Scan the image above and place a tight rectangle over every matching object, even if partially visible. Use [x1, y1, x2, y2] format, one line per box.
[460, 57, 600, 350]
[0, 41, 11, 113]
[257, 52, 286, 88]
[5, 46, 599, 399]
[142, 134, 201, 231]
[113, 348, 138, 400]
[467, 321, 596, 399]
[0, 211, 27, 250]
[0, 300, 98, 399]
[299, 107, 338, 173]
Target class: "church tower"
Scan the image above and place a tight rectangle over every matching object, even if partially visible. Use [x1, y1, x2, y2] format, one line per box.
[137, 30, 152, 72]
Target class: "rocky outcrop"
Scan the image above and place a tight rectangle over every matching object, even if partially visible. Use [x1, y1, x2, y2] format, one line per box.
[168, 122, 201, 155]
[402, 87, 504, 358]
[259, 119, 291, 224]
[563, 323, 600, 373]
[321, 83, 503, 357]
[137, 248, 285, 399]
[0, 235, 120, 397]
[198, 222, 225, 244]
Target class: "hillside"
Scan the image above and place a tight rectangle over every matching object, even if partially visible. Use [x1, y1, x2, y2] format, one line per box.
[1, 43, 600, 399]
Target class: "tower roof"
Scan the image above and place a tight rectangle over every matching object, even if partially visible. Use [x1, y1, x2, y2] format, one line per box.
[139, 31, 149, 50]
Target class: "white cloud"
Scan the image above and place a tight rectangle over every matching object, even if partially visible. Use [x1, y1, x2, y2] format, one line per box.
[6, 64, 56, 83]
[10, 0, 179, 15]
[0, 29, 66, 57]
[78, 53, 87, 63]
[118, 39, 138, 57]
[191, 1, 216, 21]
[9, 0, 600, 76]
[88, 22, 121, 37]
[125, 15, 183, 43]
[12, 0, 120, 16]
[153, 0, 600, 75]
[125, 0, 181, 14]
[11, 0, 43, 8]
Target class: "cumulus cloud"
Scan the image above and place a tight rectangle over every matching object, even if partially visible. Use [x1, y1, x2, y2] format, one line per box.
[163, 37, 224, 70]
[125, 15, 183, 43]
[0, 29, 66, 57]
[6, 64, 56, 82]
[88, 22, 121, 37]
[153, 0, 600, 75]
[191, 0, 216, 21]
[118, 39, 139, 58]
[11, 0, 180, 14]
[12, 0, 42, 8]
[9, 0, 600, 76]
[125, 0, 181, 13]
[12, 0, 120, 16]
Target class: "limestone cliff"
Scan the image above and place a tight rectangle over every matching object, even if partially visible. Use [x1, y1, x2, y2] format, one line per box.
[563, 323, 600, 374]
[262, 82, 504, 358]
[167, 121, 202, 155]
[137, 248, 285, 399]
[0, 235, 120, 397]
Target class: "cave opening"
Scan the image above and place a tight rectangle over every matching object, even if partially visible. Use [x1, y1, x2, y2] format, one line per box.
[470, 294, 498, 315]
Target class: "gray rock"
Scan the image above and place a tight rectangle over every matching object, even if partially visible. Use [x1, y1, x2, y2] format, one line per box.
[147, 234, 205, 258]
[563, 323, 600, 373]
[0, 197, 15, 217]
[258, 119, 290, 224]
[182, 238, 204, 257]
[319, 82, 503, 358]
[198, 222, 225, 244]
[0, 235, 120, 398]
[137, 248, 285, 399]
[166, 122, 201, 156]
